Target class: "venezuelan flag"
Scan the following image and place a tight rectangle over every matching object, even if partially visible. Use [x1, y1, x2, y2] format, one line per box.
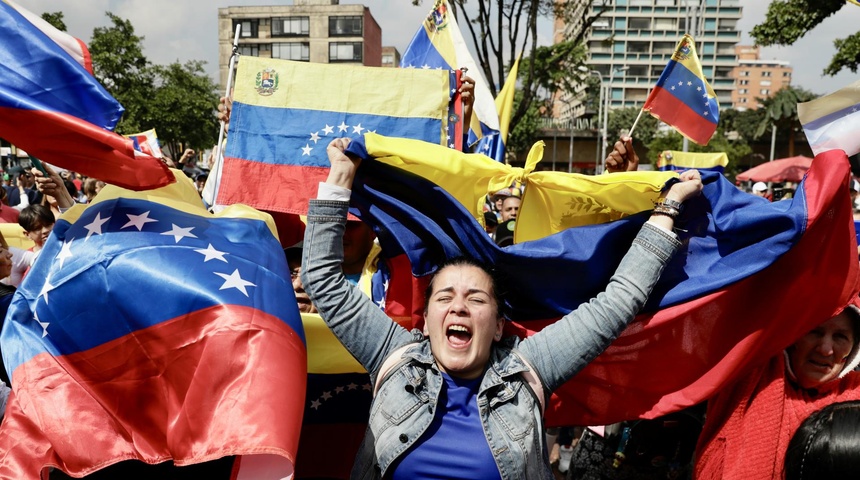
[344, 135, 858, 426]
[0, 173, 306, 478]
[401, 0, 500, 149]
[217, 56, 454, 215]
[656, 150, 729, 173]
[643, 34, 720, 145]
[798, 78, 860, 157]
[0, 1, 173, 190]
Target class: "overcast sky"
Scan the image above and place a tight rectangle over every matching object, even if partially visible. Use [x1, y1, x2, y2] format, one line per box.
[17, 0, 858, 96]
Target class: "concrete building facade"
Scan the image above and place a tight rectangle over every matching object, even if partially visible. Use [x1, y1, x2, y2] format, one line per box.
[217, 0, 382, 87]
[731, 45, 792, 110]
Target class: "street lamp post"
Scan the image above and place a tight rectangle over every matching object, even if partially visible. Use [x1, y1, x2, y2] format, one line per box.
[578, 66, 604, 174]
[602, 65, 629, 172]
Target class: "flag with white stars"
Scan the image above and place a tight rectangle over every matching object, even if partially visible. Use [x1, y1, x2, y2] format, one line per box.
[0, 174, 307, 479]
[798, 78, 860, 158]
[213, 56, 456, 215]
[401, 0, 501, 149]
[642, 34, 720, 145]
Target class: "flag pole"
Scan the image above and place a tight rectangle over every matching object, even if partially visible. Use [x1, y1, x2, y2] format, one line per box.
[627, 107, 645, 138]
[204, 25, 241, 208]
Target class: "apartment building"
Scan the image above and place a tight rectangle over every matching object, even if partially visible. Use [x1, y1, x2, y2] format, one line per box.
[217, 0, 382, 87]
[731, 45, 792, 110]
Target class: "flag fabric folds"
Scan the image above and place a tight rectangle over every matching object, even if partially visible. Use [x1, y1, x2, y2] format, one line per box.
[4, 0, 93, 73]
[798, 79, 860, 157]
[0, 174, 306, 478]
[401, 0, 501, 149]
[0, 1, 173, 190]
[474, 56, 520, 162]
[643, 34, 719, 145]
[216, 56, 455, 214]
[343, 135, 859, 426]
[656, 150, 729, 172]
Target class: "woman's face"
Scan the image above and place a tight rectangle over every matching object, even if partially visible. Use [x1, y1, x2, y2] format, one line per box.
[789, 311, 856, 389]
[423, 264, 504, 380]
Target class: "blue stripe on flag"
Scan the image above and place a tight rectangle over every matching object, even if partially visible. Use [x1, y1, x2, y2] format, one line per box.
[655, 60, 719, 124]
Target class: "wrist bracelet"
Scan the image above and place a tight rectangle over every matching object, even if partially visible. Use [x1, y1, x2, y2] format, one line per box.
[652, 204, 680, 219]
[656, 198, 684, 212]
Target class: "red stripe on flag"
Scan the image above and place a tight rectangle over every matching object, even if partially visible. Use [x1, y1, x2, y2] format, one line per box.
[219, 157, 328, 215]
[0, 304, 306, 479]
[645, 86, 718, 145]
[0, 106, 173, 191]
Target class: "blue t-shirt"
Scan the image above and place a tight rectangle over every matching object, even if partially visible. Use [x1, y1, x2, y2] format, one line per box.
[391, 373, 501, 480]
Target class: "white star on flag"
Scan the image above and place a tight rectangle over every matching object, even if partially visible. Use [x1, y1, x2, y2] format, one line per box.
[697, 87, 702, 91]
[214, 269, 256, 296]
[322, 391, 332, 400]
[56, 239, 74, 268]
[83, 212, 111, 240]
[421, 64, 431, 69]
[122, 211, 158, 231]
[678, 81, 683, 86]
[309, 131, 321, 143]
[322, 124, 334, 135]
[311, 399, 321, 409]
[195, 244, 228, 263]
[35, 311, 49, 338]
[671, 86, 676, 91]
[338, 122, 349, 132]
[302, 144, 313, 156]
[40, 277, 53, 304]
[687, 81, 692, 86]
[352, 124, 364, 135]
[161, 224, 197, 243]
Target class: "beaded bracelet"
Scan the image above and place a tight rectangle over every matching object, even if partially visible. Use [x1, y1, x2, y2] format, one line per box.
[652, 203, 680, 219]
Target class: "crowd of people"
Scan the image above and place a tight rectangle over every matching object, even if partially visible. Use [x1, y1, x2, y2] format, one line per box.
[0, 82, 857, 480]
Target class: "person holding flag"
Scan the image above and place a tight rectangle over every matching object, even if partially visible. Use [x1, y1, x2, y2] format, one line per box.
[301, 137, 702, 479]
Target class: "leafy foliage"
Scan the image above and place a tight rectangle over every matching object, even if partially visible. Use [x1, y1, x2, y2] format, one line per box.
[87, 13, 218, 156]
[607, 107, 659, 147]
[751, 0, 857, 77]
[40, 12, 67, 31]
[506, 90, 543, 156]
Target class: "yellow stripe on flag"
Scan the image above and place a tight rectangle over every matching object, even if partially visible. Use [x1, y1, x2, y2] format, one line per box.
[303, 313, 366, 374]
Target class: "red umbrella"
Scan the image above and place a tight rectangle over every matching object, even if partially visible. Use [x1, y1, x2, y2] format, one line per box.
[736, 155, 813, 183]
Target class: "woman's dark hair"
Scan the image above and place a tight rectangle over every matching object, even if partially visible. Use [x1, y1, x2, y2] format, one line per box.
[423, 256, 510, 321]
[18, 204, 54, 232]
[784, 400, 860, 480]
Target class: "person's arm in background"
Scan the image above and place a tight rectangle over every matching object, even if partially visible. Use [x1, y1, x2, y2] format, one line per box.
[32, 165, 75, 213]
[10, 176, 29, 212]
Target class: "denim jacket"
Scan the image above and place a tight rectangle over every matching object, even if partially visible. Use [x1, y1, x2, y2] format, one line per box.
[302, 200, 681, 480]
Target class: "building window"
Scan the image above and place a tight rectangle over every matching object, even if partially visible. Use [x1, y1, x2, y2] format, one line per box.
[740, 98, 747, 103]
[238, 44, 259, 57]
[329, 42, 362, 62]
[738, 89, 747, 94]
[739, 79, 749, 85]
[760, 89, 770, 95]
[382, 54, 395, 66]
[783, 71, 791, 77]
[272, 42, 309, 61]
[762, 71, 772, 77]
[330, 16, 362, 36]
[272, 17, 309, 36]
[739, 70, 749, 77]
[233, 19, 259, 38]
[629, 18, 650, 30]
[761, 80, 771, 86]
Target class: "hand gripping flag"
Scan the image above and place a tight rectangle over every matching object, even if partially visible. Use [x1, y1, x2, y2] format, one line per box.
[401, 0, 501, 151]
[656, 150, 729, 173]
[342, 135, 859, 425]
[643, 34, 719, 145]
[0, 1, 173, 190]
[798, 78, 860, 158]
[214, 56, 456, 214]
[0, 173, 306, 479]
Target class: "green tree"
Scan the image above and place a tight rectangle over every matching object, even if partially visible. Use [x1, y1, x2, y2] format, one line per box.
[754, 86, 816, 158]
[89, 12, 155, 133]
[751, 0, 859, 77]
[506, 90, 543, 157]
[147, 61, 220, 156]
[40, 12, 67, 31]
[607, 107, 659, 149]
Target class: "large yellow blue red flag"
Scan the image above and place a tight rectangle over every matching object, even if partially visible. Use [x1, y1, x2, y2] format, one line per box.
[0, 173, 306, 478]
[214, 56, 455, 214]
[401, 0, 501, 152]
[643, 34, 719, 145]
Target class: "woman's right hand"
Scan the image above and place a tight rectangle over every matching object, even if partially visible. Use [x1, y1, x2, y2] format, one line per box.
[324, 138, 361, 190]
[664, 169, 703, 204]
